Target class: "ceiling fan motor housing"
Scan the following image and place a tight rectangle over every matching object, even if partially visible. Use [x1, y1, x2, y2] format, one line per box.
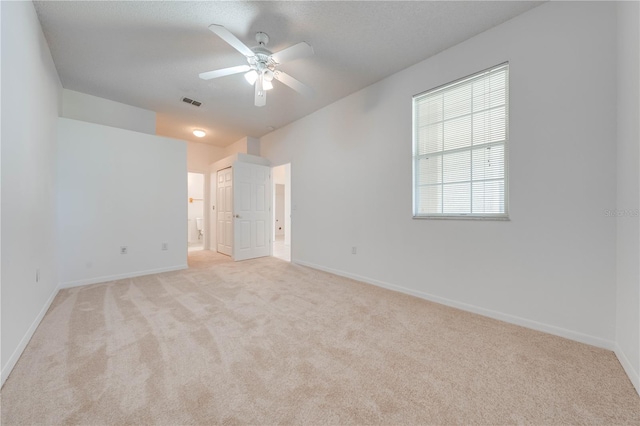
[249, 32, 278, 73]
[249, 50, 276, 74]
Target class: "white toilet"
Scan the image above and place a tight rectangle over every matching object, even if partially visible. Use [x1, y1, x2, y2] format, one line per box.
[195, 217, 203, 240]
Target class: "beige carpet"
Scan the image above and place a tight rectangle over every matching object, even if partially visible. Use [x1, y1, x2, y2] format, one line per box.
[2, 251, 639, 425]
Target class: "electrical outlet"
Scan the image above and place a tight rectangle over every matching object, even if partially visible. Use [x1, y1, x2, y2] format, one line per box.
[120, 246, 128, 255]
[161, 242, 168, 251]
[36, 268, 40, 283]
[352, 246, 357, 255]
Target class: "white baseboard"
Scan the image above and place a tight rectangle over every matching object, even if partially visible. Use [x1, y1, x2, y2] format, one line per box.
[1, 283, 61, 387]
[293, 259, 615, 351]
[60, 264, 188, 289]
[615, 344, 640, 396]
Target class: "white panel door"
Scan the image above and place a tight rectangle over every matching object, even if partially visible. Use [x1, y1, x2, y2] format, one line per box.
[233, 162, 271, 261]
[216, 168, 233, 256]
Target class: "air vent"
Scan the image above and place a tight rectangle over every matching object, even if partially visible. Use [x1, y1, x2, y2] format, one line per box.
[181, 97, 202, 107]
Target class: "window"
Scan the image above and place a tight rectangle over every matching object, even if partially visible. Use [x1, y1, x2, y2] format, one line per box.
[412, 63, 509, 219]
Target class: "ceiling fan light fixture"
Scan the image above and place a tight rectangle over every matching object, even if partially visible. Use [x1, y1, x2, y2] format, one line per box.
[193, 129, 206, 138]
[244, 70, 258, 85]
[200, 25, 315, 107]
[262, 69, 274, 90]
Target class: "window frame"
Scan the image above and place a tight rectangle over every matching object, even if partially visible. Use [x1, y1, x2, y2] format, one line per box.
[412, 62, 510, 220]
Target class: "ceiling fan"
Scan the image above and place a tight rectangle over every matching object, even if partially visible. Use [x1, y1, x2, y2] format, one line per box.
[199, 24, 315, 107]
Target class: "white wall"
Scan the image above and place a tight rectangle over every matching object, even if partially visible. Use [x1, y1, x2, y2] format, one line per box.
[615, 1, 640, 395]
[225, 136, 261, 157]
[187, 141, 225, 173]
[62, 89, 156, 135]
[225, 137, 248, 157]
[57, 118, 187, 287]
[1, 1, 62, 384]
[246, 137, 260, 156]
[261, 2, 618, 348]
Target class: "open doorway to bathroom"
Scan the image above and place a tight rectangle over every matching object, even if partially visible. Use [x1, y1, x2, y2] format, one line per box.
[272, 164, 291, 261]
[187, 172, 205, 252]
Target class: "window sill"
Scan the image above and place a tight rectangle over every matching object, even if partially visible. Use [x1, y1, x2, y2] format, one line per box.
[413, 215, 510, 221]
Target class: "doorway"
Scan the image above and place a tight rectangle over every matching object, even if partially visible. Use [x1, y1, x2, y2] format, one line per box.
[187, 172, 205, 252]
[272, 163, 291, 261]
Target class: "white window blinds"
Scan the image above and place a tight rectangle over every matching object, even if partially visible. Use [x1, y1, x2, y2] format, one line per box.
[413, 63, 509, 218]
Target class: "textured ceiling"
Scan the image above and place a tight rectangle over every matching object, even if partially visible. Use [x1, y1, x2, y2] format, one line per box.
[34, 1, 542, 147]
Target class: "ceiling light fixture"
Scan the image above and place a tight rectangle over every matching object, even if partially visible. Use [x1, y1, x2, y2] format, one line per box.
[193, 129, 206, 138]
[263, 70, 274, 90]
[245, 70, 274, 90]
[244, 70, 258, 85]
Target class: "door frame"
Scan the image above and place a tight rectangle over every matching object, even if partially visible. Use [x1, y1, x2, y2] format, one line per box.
[187, 168, 210, 252]
[271, 163, 292, 258]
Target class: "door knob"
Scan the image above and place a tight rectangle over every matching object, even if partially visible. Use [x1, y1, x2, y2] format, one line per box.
[212, 205, 215, 211]
[235, 214, 241, 218]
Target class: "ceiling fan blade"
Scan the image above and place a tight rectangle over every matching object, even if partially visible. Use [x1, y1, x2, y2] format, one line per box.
[274, 71, 315, 98]
[199, 65, 251, 80]
[255, 74, 266, 107]
[271, 42, 314, 64]
[208, 24, 255, 58]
